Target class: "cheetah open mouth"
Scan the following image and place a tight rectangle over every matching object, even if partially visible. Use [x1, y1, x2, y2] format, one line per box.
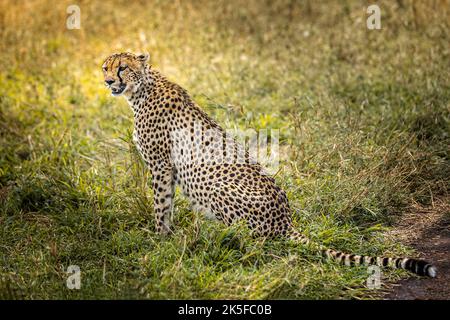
[111, 84, 126, 96]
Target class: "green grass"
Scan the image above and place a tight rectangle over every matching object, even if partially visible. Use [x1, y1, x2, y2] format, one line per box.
[0, 0, 449, 299]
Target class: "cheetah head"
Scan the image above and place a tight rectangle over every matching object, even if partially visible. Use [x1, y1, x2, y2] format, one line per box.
[102, 52, 149, 97]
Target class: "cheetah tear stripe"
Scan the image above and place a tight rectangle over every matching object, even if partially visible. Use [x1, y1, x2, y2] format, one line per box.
[289, 230, 437, 277]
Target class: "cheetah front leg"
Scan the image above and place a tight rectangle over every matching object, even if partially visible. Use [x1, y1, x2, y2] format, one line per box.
[150, 165, 175, 235]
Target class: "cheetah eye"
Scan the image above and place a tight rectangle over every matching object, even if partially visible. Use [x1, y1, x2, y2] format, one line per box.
[118, 65, 128, 72]
[102, 66, 107, 72]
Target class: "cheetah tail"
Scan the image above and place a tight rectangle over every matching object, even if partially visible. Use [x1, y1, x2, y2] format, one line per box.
[289, 230, 437, 278]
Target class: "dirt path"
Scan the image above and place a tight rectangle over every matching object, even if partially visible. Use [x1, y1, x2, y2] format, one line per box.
[384, 197, 450, 300]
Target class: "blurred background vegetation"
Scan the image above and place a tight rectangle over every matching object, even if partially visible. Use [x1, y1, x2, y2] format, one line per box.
[0, 0, 449, 299]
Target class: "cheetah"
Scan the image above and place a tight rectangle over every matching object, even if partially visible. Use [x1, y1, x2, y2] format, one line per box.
[101, 52, 437, 277]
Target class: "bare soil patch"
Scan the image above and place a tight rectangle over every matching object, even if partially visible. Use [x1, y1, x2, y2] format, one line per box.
[385, 197, 450, 300]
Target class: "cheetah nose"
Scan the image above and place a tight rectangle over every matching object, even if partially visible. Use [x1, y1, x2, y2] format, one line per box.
[105, 79, 115, 86]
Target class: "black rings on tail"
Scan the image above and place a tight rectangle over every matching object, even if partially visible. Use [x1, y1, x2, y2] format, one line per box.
[289, 230, 437, 278]
[322, 248, 437, 277]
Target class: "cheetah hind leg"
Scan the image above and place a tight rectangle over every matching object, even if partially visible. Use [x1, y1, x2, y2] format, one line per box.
[288, 229, 437, 277]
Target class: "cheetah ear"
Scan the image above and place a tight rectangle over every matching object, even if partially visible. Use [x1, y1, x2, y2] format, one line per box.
[137, 53, 150, 63]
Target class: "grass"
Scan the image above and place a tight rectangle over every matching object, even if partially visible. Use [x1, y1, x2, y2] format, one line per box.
[0, 0, 449, 299]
